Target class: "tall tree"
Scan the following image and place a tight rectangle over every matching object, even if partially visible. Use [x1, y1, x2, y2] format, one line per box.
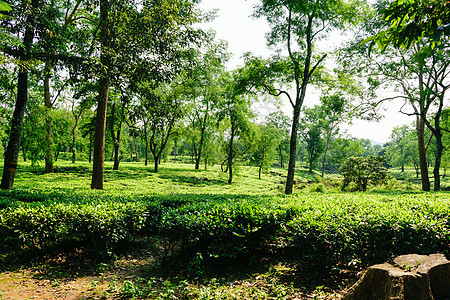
[91, 0, 111, 189]
[136, 81, 183, 172]
[1, 0, 39, 190]
[90, 0, 204, 188]
[367, 0, 450, 49]
[183, 37, 229, 170]
[340, 4, 450, 191]
[251, 122, 280, 179]
[265, 111, 291, 168]
[242, 0, 365, 194]
[218, 72, 255, 184]
[299, 107, 325, 174]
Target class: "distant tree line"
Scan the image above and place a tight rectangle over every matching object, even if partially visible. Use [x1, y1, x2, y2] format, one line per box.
[0, 0, 448, 192]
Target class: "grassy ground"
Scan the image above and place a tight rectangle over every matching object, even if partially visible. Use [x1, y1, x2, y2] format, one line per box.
[0, 158, 449, 299]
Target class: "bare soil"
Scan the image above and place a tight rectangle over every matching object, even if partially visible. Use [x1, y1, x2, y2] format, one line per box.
[0, 244, 356, 299]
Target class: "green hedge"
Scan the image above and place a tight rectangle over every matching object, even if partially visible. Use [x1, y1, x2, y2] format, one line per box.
[1, 190, 450, 268]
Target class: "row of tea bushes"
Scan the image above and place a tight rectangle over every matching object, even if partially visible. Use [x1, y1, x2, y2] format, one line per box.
[1, 190, 450, 268]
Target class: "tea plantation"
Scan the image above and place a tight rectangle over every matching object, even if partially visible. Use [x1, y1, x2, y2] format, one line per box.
[1, 161, 449, 299]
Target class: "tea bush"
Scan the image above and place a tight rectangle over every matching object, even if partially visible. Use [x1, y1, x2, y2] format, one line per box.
[1, 181, 450, 270]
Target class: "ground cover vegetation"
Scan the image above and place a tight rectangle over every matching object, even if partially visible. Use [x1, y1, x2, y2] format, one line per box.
[0, 0, 449, 298]
[0, 160, 449, 298]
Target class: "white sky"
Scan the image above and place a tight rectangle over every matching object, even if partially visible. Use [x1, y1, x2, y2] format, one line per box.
[198, 0, 414, 144]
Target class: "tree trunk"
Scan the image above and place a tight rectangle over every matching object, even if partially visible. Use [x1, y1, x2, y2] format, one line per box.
[55, 142, 61, 162]
[111, 102, 124, 171]
[195, 109, 208, 170]
[113, 127, 121, 170]
[433, 127, 443, 191]
[1, 1, 36, 190]
[344, 254, 450, 300]
[279, 145, 284, 168]
[72, 127, 77, 163]
[259, 164, 262, 179]
[91, 0, 110, 190]
[321, 130, 332, 177]
[417, 116, 431, 191]
[43, 63, 54, 173]
[145, 140, 149, 166]
[1, 71, 29, 190]
[88, 133, 92, 163]
[228, 120, 235, 184]
[154, 157, 159, 173]
[285, 104, 301, 194]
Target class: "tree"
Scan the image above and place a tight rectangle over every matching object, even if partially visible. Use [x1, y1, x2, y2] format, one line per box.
[299, 107, 325, 174]
[0, 0, 39, 190]
[241, 0, 365, 194]
[340, 156, 389, 192]
[386, 125, 413, 172]
[326, 137, 365, 172]
[366, 0, 450, 50]
[90, 0, 204, 188]
[136, 81, 183, 173]
[251, 123, 280, 179]
[218, 72, 255, 184]
[265, 111, 291, 168]
[340, 5, 450, 191]
[91, 0, 111, 189]
[183, 37, 229, 170]
[318, 93, 354, 177]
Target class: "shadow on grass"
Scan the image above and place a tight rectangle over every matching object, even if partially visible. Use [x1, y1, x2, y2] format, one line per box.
[159, 173, 227, 186]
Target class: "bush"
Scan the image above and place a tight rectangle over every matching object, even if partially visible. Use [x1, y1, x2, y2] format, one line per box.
[340, 156, 389, 191]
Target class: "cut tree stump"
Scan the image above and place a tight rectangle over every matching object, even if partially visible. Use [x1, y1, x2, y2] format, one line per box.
[343, 254, 450, 300]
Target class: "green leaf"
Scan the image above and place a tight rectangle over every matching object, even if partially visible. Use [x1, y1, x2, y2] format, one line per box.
[0, 2, 11, 11]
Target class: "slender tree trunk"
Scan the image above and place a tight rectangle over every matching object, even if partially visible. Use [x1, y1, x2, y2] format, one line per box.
[91, 0, 110, 189]
[195, 109, 208, 170]
[1, 71, 29, 190]
[285, 104, 301, 194]
[72, 127, 77, 163]
[279, 145, 284, 168]
[321, 130, 332, 177]
[111, 102, 124, 170]
[414, 162, 419, 178]
[22, 145, 27, 162]
[88, 132, 92, 163]
[1, 1, 36, 190]
[145, 140, 148, 166]
[154, 157, 159, 173]
[55, 142, 61, 162]
[113, 127, 121, 170]
[259, 164, 262, 179]
[228, 120, 235, 184]
[417, 116, 431, 191]
[433, 124, 443, 191]
[285, 13, 320, 194]
[43, 63, 54, 173]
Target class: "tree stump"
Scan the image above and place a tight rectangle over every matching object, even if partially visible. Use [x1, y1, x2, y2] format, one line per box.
[343, 254, 450, 300]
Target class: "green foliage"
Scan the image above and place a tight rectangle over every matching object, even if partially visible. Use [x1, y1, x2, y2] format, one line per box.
[250, 123, 280, 178]
[366, 0, 450, 50]
[340, 156, 389, 191]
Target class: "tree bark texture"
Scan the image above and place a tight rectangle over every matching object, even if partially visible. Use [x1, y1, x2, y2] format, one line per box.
[285, 104, 300, 194]
[417, 116, 431, 191]
[1, 2, 37, 190]
[43, 64, 54, 173]
[228, 119, 235, 184]
[344, 254, 450, 300]
[91, 0, 110, 189]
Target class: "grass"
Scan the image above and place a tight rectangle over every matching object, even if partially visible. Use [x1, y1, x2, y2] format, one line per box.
[1, 158, 450, 299]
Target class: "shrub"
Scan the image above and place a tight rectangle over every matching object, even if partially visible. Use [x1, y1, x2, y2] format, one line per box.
[340, 156, 389, 191]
